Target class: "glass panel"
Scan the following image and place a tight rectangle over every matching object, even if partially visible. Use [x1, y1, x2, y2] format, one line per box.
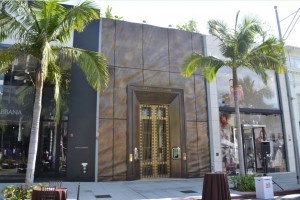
[157, 120, 166, 161]
[219, 112, 287, 175]
[142, 165, 152, 176]
[217, 67, 280, 109]
[244, 128, 256, 173]
[142, 119, 152, 161]
[157, 164, 167, 175]
[0, 52, 70, 179]
[253, 128, 264, 172]
[40, 122, 57, 172]
[0, 54, 35, 177]
[58, 121, 68, 176]
[0, 122, 31, 175]
[156, 107, 166, 118]
[271, 132, 286, 172]
[141, 107, 151, 118]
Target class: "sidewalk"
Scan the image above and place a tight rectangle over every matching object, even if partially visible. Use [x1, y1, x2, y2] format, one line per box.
[0, 172, 300, 200]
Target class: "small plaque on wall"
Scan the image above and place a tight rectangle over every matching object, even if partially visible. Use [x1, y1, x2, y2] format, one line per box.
[172, 147, 181, 160]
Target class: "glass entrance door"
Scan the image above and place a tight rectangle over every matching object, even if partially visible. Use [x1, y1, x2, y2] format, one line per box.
[242, 125, 267, 174]
[139, 104, 170, 179]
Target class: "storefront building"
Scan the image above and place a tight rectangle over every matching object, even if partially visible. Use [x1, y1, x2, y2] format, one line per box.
[0, 18, 297, 182]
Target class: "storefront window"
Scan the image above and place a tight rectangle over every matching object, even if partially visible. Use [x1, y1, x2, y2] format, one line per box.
[0, 55, 35, 176]
[219, 112, 286, 175]
[217, 67, 279, 109]
[0, 47, 70, 179]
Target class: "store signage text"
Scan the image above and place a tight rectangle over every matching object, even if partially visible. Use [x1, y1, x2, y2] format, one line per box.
[0, 109, 22, 115]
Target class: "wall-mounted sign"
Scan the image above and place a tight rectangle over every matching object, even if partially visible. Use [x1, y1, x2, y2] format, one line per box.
[74, 146, 88, 149]
[0, 109, 22, 115]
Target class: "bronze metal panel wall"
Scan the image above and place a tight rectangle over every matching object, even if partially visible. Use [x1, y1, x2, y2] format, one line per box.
[98, 119, 113, 181]
[143, 25, 169, 71]
[197, 122, 210, 176]
[98, 19, 209, 180]
[114, 68, 143, 119]
[168, 29, 193, 73]
[115, 21, 143, 68]
[186, 121, 199, 177]
[143, 70, 170, 87]
[99, 66, 114, 119]
[113, 119, 127, 180]
[191, 33, 203, 75]
[101, 19, 115, 66]
[169, 96, 183, 178]
[195, 75, 208, 121]
[170, 73, 196, 121]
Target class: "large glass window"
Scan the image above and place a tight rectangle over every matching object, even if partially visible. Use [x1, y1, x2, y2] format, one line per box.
[217, 67, 279, 109]
[0, 55, 35, 176]
[219, 112, 286, 175]
[288, 56, 300, 69]
[0, 53, 70, 179]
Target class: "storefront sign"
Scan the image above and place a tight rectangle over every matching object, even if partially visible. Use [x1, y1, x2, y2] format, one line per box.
[0, 109, 22, 115]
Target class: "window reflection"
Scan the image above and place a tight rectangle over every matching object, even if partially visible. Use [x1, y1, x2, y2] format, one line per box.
[0, 54, 35, 177]
[217, 67, 279, 109]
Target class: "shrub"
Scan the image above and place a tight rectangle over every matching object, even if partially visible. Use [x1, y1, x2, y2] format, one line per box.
[229, 174, 263, 191]
[2, 183, 46, 200]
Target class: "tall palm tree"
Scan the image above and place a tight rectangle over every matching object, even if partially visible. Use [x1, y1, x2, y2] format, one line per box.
[182, 11, 285, 175]
[0, 0, 109, 186]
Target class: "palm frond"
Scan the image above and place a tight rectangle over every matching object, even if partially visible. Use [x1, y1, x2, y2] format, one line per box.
[48, 61, 61, 122]
[208, 19, 229, 43]
[49, 1, 99, 45]
[70, 0, 100, 30]
[59, 47, 109, 92]
[181, 52, 225, 82]
[245, 37, 285, 84]
[235, 16, 262, 56]
[0, 0, 33, 42]
[0, 44, 35, 72]
[41, 42, 57, 80]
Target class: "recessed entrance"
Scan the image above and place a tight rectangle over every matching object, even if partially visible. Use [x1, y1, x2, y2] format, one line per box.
[139, 104, 170, 178]
[127, 85, 187, 180]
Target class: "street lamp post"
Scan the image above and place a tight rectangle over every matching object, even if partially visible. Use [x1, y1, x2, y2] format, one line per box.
[275, 6, 300, 184]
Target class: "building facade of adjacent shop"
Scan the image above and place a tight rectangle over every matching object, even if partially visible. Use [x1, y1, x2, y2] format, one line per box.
[0, 18, 297, 182]
[286, 45, 300, 157]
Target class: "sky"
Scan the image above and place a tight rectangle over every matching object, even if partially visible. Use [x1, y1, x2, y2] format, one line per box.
[67, 0, 300, 47]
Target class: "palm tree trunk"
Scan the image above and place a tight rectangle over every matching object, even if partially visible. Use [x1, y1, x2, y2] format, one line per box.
[25, 72, 44, 187]
[232, 69, 245, 176]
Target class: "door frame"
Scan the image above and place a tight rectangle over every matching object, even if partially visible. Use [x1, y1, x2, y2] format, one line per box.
[127, 85, 187, 180]
[241, 124, 267, 174]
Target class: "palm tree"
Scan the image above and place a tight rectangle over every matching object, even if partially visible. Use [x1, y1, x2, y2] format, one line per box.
[0, 0, 109, 186]
[182, 11, 285, 175]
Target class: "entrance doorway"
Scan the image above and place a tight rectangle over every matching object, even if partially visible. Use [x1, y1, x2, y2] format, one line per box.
[242, 124, 268, 174]
[139, 104, 170, 178]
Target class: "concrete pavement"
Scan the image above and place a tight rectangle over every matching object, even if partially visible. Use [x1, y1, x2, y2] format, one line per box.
[0, 172, 300, 199]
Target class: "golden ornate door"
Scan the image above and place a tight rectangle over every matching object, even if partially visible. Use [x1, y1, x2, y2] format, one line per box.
[139, 104, 170, 178]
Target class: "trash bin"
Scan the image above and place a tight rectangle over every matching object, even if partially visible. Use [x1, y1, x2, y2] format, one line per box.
[254, 176, 274, 199]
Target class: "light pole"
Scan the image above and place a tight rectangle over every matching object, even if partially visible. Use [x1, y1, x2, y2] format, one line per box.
[275, 6, 300, 184]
